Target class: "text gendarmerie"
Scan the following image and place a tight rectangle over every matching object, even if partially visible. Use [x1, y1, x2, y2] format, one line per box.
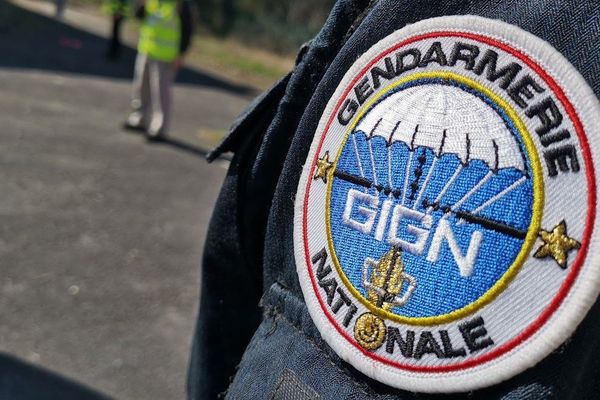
[337, 41, 580, 178]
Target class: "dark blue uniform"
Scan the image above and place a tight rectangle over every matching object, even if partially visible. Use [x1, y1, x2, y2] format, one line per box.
[188, 1, 600, 398]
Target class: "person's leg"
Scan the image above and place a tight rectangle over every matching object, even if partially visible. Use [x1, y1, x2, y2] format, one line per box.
[107, 15, 123, 60]
[55, 0, 66, 19]
[147, 59, 174, 139]
[125, 53, 151, 130]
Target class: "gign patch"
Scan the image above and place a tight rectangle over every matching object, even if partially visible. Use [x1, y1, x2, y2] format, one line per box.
[293, 16, 600, 392]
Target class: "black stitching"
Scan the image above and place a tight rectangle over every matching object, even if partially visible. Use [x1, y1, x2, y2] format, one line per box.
[409, 148, 427, 201]
[387, 120, 401, 147]
[465, 133, 471, 165]
[492, 139, 499, 172]
[368, 117, 382, 139]
[410, 124, 419, 150]
[438, 129, 447, 157]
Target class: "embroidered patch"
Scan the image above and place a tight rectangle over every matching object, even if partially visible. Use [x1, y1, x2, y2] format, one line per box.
[293, 16, 600, 392]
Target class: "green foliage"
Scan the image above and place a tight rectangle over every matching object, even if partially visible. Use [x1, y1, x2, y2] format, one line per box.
[193, 0, 335, 54]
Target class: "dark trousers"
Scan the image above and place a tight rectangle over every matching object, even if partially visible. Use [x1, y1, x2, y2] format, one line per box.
[107, 15, 123, 60]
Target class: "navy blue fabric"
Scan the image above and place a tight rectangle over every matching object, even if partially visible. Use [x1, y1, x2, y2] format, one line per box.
[188, 1, 373, 398]
[226, 282, 600, 399]
[188, 1, 600, 398]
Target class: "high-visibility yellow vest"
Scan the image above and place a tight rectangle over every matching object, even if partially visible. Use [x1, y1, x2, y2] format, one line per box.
[138, 0, 181, 62]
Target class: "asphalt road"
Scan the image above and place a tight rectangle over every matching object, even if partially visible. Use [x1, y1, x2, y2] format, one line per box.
[0, 2, 253, 399]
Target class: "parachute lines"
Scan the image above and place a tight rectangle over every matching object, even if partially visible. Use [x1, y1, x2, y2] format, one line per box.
[401, 125, 419, 206]
[351, 132, 366, 192]
[401, 152, 413, 205]
[387, 120, 402, 194]
[470, 175, 527, 216]
[492, 139, 499, 172]
[414, 129, 446, 210]
[367, 118, 382, 188]
[432, 164, 464, 206]
[451, 170, 494, 211]
[414, 156, 438, 210]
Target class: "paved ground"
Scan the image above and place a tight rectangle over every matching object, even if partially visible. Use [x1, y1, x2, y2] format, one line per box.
[0, 2, 254, 399]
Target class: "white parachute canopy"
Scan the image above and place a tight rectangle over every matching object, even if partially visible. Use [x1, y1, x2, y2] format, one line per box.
[355, 84, 526, 172]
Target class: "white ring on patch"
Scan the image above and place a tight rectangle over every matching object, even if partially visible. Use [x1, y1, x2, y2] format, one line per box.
[293, 15, 600, 392]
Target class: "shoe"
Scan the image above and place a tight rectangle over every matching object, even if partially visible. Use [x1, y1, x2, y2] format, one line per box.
[122, 121, 146, 133]
[145, 131, 166, 142]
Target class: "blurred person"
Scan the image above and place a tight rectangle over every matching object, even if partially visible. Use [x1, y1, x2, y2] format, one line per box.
[104, 0, 129, 61]
[54, 0, 66, 19]
[123, 0, 193, 141]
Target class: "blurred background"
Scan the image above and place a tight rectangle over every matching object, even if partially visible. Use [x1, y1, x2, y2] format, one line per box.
[0, 0, 333, 398]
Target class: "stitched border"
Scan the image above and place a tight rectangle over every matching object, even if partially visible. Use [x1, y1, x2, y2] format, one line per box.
[302, 29, 594, 373]
[293, 15, 600, 392]
[324, 71, 544, 325]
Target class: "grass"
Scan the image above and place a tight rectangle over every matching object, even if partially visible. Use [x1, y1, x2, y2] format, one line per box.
[10, 0, 295, 89]
[188, 34, 293, 88]
[70, 0, 294, 89]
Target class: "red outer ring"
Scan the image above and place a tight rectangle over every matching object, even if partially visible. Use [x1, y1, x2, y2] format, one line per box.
[302, 31, 596, 372]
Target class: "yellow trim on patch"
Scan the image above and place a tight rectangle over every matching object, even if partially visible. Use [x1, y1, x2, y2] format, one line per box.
[325, 71, 544, 326]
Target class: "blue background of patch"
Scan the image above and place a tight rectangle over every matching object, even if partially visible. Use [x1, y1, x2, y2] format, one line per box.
[329, 80, 534, 318]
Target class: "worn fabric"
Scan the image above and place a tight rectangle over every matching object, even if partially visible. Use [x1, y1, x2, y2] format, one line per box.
[188, 0, 600, 399]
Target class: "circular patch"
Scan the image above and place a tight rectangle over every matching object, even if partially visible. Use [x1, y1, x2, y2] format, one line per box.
[293, 16, 600, 392]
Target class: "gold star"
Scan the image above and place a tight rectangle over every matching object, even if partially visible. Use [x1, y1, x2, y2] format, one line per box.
[314, 151, 333, 183]
[534, 220, 580, 269]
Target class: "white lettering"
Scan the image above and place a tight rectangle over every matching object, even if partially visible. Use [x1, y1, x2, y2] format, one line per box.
[426, 218, 483, 277]
[388, 204, 433, 255]
[341, 191, 483, 276]
[374, 198, 393, 241]
[342, 189, 378, 234]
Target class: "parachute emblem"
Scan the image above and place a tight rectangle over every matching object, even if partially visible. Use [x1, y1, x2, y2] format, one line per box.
[338, 83, 531, 240]
[295, 17, 600, 392]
